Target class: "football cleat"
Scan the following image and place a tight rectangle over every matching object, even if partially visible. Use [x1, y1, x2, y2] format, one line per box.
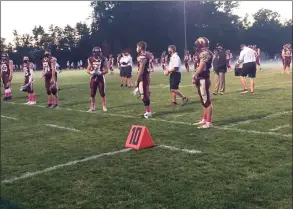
[87, 108, 95, 112]
[102, 106, 107, 112]
[52, 104, 59, 109]
[144, 112, 152, 119]
[198, 123, 213, 129]
[29, 101, 37, 105]
[25, 101, 31, 105]
[193, 119, 206, 126]
[47, 103, 52, 108]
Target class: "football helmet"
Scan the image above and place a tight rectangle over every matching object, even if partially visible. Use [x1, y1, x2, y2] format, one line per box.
[92, 47, 102, 58]
[1, 52, 9, 60]
[195, 37, 209, 51]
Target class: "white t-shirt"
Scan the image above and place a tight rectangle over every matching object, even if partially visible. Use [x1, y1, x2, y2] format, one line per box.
[168, 53, 181, 72]
[120, 55, 132, 67]
[238, 46, 256, 64]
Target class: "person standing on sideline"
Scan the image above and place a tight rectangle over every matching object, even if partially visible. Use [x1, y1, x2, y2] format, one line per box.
[192, 37, 214, 129]
[120, 52, 133, 87]
[213, 44, 227, 95]
[164, 45, 189, 106]
[235, 44, 257, 94]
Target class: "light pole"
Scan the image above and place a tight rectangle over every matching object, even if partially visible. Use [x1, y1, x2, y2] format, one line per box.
[183, 0, 187, 54]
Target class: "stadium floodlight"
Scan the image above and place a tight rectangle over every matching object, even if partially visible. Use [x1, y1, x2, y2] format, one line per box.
[183, 0, 187, 53]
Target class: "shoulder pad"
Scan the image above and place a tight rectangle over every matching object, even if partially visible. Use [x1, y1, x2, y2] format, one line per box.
[199, 51, 212, 63]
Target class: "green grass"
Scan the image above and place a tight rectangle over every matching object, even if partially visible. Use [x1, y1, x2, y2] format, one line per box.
[1, 64, 292, 209]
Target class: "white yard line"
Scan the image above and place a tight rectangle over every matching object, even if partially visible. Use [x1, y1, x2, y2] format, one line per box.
[1, 148, 132, 184]
[1, 115, 18, 120]
[158, 145, 202, 154]
[223, 111, 292, 128]
[214, 126, 292, 138]
[45, 124, 80, 132]
[5, 102, 291, 138]
[2, 145, 202, 184]
[269, 125, 290, 131]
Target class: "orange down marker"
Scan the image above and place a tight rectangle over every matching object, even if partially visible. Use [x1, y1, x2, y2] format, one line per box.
[125, 125, 154, 150]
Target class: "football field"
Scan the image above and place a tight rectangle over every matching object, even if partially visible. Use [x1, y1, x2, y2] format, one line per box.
[1, 64, 292, 209]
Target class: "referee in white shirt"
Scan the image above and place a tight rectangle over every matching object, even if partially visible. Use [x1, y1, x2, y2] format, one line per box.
[236, 44, 257, 94]
[120, 52, 133, 87]
[164, 45, 189, 106]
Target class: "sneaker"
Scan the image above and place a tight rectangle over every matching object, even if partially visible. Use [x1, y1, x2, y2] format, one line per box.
[144, 112, 152, 119]
[240, 89, 249, 94]
[52, 104, 59, 109]
[25, 101, 31, 105]
[102, 106, 107, 112]
[198, 123, 213, 129]
[87, 108, 95, 112]
[29, 101, 37, 105]
[47, 103, 52, 108]
[193, 119, 206, 126]
[220, 92, 224, 95]
[182, 97, 189, 106]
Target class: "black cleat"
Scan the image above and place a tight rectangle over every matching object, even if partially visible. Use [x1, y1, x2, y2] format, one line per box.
[120, 84, 123, 87]
[47, 103, 52, 108]
[2, 97, 7, 101]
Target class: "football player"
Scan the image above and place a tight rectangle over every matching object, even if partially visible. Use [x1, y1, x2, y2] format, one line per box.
[161, 51, 167, 70]
[193, 51, 199, 71]
[109, 54, 114, 74]
[135, 41, 152, 118]
[21, 56, 36, 104]
[226, 49, 232, 72]
[87, 47, 109, 112]
[192, 37, 214, 129]
[282, 44, 292, 74]
[253, 45, 262, 71]
[1, 52, 13, 101]
[184, 50, 191, 72]
[117, 53, 122, 69]
[149, 52, 155, 72]
[42, 49, 59, 108]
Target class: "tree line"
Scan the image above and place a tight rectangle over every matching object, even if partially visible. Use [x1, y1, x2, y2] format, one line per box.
[1, 1, 292, 67]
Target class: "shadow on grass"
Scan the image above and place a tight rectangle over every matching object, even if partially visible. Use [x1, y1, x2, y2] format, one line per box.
[0, 199, 25, 209]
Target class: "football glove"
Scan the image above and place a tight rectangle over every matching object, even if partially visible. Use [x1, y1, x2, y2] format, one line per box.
[20, 84, 28, 92]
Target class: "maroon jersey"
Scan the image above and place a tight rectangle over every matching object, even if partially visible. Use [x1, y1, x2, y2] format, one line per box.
[42, 57, 56, 79]
[197, 50, 213, 79]
[88, 56, 108, 77]
[23, 62, 34, 83]
[184, 54, 190, 62]
[226, 50, 232, 60]
[109, 57, 114, 65]
[284, 48, 292, 57]
[161, 56, 166, 64]
[137, 52, 151, 79]
[1, 60, 11, 76]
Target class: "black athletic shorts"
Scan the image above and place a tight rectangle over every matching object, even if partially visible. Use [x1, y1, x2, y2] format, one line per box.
[170, 72, 181, 90]
[234, 67, 242, 77]
[241, 62, 256, 78]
